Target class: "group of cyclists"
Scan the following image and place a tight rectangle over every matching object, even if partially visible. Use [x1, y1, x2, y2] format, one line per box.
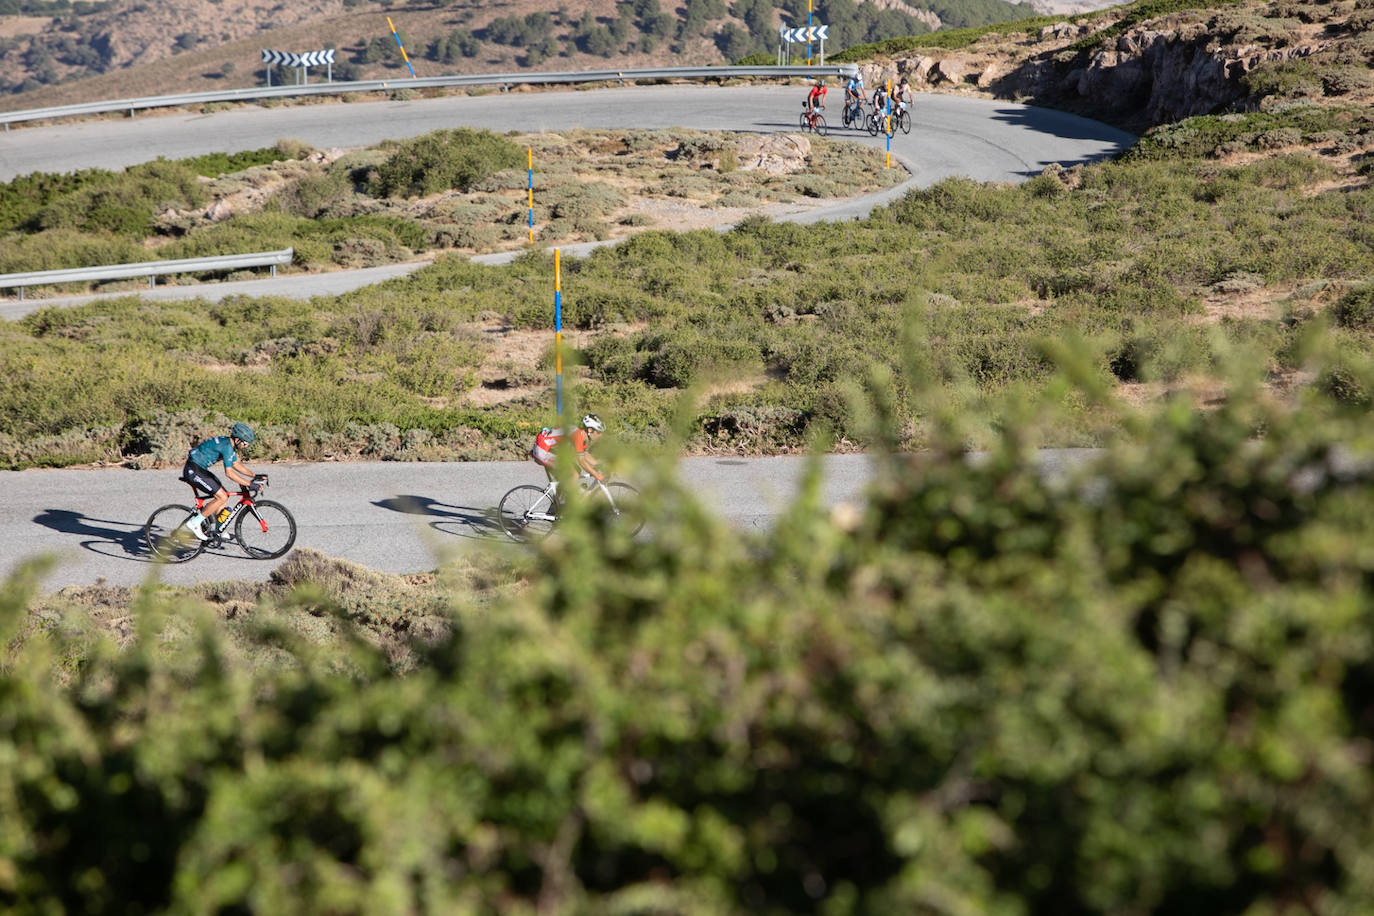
[179, 415, 609, 541]
[805, 70, 913, 129]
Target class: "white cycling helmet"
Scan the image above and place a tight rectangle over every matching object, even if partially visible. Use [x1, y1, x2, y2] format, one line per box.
[581, 414, 605, 432]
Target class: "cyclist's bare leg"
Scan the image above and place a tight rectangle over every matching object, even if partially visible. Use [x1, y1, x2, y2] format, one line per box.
[196, 488, 229, 522]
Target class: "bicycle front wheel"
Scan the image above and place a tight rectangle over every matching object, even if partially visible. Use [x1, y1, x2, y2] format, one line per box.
[236, 499, 297, 559]
[499, 485, 557, 542]
[866, 114, 880, 137]
[602, 482, 645, 536]
[813, 114, 827, 137]
[145, 504, 205, 563]
[899, 109, 912, 135]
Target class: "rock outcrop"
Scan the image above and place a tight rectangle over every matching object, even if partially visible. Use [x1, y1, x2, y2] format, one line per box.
[737, 134, 812, 175]
[881, 3, 1356, 133]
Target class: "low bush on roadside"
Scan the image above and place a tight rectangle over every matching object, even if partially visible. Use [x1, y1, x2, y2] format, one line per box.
[366, 127, 526, 198]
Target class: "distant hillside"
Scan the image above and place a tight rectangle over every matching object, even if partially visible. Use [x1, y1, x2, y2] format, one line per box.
[0, 0, 1038, 109]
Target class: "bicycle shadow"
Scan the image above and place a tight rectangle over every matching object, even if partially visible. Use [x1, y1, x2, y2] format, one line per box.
[32, 508, 156, 561]
[371, 495, 504, 541]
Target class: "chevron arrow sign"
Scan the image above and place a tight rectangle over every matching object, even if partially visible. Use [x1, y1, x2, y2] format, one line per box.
[262, 48, 335, 67]
[814, 25, 828, 40]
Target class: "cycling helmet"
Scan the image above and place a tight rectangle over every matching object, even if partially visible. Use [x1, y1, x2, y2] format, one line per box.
[581, 414, 605, 432]
[231, 421, 256, 444]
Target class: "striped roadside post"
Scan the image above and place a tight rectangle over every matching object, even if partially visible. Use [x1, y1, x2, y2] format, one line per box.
[386, 17, 417, 79]
[886, 78, 893, 168]
[554, 249, 564, 415]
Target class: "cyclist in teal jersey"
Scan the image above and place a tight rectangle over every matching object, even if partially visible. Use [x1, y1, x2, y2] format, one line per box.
[181, 422, 265, 541]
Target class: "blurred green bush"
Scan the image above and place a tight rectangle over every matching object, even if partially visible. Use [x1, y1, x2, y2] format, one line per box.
[6, 366, 1374, 913]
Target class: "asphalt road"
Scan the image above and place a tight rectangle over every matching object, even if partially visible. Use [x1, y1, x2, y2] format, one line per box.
[0, 83, 1131, 588]
[0, 84, 1133, 182]
[3, 455, 879, 590]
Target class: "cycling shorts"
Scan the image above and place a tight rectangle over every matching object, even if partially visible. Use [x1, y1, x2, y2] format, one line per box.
[182, 457, 223, 497]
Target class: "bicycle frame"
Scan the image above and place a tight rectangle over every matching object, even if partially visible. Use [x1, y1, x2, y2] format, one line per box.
[189, 485, 267, 539]
[528, 479, 626, 520]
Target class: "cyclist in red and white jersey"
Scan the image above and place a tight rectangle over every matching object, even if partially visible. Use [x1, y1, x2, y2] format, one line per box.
[805, 79, 827, 118]
[531, 414, 606, 489]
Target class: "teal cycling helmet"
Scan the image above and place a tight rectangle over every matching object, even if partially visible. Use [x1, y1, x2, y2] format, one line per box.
[231, 421, 256, 444]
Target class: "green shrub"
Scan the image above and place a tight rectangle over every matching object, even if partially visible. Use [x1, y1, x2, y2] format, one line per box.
[367, 128, 525, 198]
[34, 159, 206, 237]
[1333, 285, 1374, 330]
[276, 169, 355, 218]
[1241, 59, 1324, 101]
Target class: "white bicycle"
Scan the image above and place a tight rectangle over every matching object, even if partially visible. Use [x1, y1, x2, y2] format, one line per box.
[497, 477, 643, 542]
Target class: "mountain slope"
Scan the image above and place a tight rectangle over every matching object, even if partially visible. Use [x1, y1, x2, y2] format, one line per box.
[0, 0, 1036, 109]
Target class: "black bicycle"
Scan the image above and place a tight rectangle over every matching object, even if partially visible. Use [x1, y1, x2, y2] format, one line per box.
[144, 475, 296, 562]
[867, 106, 897, 138]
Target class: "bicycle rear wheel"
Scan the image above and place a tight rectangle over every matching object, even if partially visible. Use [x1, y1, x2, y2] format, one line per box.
[144, 504, 205, 563]
[866, 114, 880, 137]
[236, 499, 297, 559]
[499, 485, 557, 542]
[799, 111, 810, 132]
[602, 482, 645, 536]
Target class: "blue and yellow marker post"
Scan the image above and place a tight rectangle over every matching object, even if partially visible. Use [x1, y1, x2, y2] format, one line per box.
[885, 78, 893, 168]
[528, 148, 535, 243]
[554, 249, 563, 414]
[386, 17, 417, 79]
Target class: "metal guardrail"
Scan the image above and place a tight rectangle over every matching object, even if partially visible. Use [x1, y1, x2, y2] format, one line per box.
[0, 65, 858, 128]
[0, 247, 294, 299]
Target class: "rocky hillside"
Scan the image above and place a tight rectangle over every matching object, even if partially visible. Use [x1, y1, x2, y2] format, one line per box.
[0, 0, 1038, 108]
[849, 0, 1374, 134]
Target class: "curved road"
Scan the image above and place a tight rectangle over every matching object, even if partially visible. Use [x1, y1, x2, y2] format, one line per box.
[1, 84, 1131, 588]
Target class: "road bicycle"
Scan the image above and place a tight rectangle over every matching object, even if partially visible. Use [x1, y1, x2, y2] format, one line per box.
[894, 103, 912, 135]
[866, 106, 897, 138]
[498, 477, 643, 543]
[841, 96, 865, 130]
[144, 475, 296, 563]
[798, 105, 828, 136]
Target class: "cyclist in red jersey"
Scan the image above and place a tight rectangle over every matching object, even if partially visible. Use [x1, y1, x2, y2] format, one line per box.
[530, 414, 606, 491]
[805, 79, 827, 117]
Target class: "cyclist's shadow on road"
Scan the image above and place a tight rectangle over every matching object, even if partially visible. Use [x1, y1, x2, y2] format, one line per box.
[32, 509, 155, 561]
[371, 495, 503, 540]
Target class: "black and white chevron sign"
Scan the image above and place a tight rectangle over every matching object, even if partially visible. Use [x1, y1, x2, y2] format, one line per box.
[261, 48, 335, 67]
